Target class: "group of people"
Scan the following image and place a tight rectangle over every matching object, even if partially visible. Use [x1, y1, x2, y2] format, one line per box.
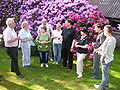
[1, 17, 116, 90]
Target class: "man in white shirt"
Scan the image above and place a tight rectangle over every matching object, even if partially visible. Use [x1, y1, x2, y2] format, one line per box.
[37, 19, 53, 36]
[94, 25, 116, 90]
[3, 18, 24, 78]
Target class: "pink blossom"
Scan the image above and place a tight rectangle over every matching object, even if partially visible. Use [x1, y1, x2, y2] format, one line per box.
[62, 23, 66, 27]
[89, 54, 94, 59]
[89, 32, 93, 36]
[74, 23, 78, 26]
[113, 27, 118, 31]
[89, 43, 92, 46]
[88, 27, 94, 31]
[76, 28, 80, 32]
[88, 37, 90, 39]
[93, 35, 97, 38]
[72, 25, 75, 28]
[74, 53, 77, 56]
[88, 46, 93, 52]
[70, 14, 75, 17]
[77, 20, 82, 23]
[69, 17, 75, 20]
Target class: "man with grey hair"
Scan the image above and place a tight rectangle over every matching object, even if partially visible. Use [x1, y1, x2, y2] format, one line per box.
[3, 18, 24, 78]
[37, 18, 53, 61]
[37, 19, 53, 35]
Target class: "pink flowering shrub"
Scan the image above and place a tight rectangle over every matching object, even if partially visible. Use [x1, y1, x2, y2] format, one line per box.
[68, 11, 111, 58]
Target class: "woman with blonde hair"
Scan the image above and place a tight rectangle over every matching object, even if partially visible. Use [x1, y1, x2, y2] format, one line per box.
[52, 23, 62, 64]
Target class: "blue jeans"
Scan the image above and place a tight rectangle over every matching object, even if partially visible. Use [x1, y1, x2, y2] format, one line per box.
[38, 51, 49, 63]
[53, 43, 62, 63]
[93, 51, 100, 77]
[99, 61, 113, 89]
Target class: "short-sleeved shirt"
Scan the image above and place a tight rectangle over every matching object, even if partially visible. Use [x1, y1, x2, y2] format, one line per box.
[18, 29, 33, 48]
[37, 24, 53, 36]
[61, 27, 76, 50]
[3, 27, 18, 47]
[76, 36, 89, 54]
[52, 30, 62, 44]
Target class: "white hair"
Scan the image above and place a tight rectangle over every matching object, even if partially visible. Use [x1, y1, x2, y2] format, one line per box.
[21, 21, 29, 28]
[6, 18, 14, 26]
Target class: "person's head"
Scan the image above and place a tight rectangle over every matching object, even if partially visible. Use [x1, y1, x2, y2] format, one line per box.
[21, 21, 29, 30]
[65, 19, 72, 28]
[104, 25, 112, 37]
[94, 23, 103, 33]
[42, 19, 47, 25]
[81, 29, 87, 36]
[56, 23, 61, 30]
[41, 25, 47, 33]
[6, 18, 15, 29]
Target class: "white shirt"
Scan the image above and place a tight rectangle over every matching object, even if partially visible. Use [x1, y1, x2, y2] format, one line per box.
[37, 24, 53, 36]
[81, 35, 86, 40]
[52, 30, 62, 44]
[3, 27, 18, 47]
[101, 36, 116, 64]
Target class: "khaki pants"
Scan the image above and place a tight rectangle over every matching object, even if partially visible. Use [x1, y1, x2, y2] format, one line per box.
[76, 53, 87, 75]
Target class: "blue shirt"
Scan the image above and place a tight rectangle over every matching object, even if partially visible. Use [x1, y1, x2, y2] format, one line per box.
[18, 29, 34, 48]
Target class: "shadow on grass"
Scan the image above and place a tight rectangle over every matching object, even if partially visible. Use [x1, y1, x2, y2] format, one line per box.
[0, 79, 30, 90]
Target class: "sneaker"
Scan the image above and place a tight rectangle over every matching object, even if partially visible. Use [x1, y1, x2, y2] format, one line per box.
[60, 65, 65, 68]
[56, 62, 58, 64]
[24, 65, 30, 67]
[18, 74, 24, 78]
[41, 63, 44, 67]
[77, 74, 82, 78]
[94, 84, 99, 88]
[94, 84, 103, 90]
[50, 59, 53, 61]
[0, 75, 4, 78]
[66, 69, 72, 71]
[105, 84, 109, 89]
[45, 64, 49, 68]
[90, 75, 99, 79]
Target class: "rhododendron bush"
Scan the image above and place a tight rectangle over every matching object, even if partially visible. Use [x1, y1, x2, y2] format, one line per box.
[0, 0, 117, 57]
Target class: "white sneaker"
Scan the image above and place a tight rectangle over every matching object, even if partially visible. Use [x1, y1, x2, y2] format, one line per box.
[56, 62, 58, 64]
[50, 59, 53, 61]
[94, 84, 100, 89]
[41, 64, 44, 67]
[45, 64, 49, 68]
[77, 74, 82, 78]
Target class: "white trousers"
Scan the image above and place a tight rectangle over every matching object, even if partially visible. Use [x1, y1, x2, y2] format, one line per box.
[76, 53, 87, 75]
[21, 47, 31, 66]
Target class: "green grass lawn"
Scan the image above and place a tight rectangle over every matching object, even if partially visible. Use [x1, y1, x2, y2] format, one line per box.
[0, 48, 120, 90]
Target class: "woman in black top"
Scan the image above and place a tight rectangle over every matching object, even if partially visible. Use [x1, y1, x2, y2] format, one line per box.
[75, 29, 89, 78]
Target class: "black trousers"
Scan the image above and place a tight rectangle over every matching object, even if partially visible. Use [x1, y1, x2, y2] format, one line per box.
[6, 47, 21, 76]
[62, 48, 73, 69]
